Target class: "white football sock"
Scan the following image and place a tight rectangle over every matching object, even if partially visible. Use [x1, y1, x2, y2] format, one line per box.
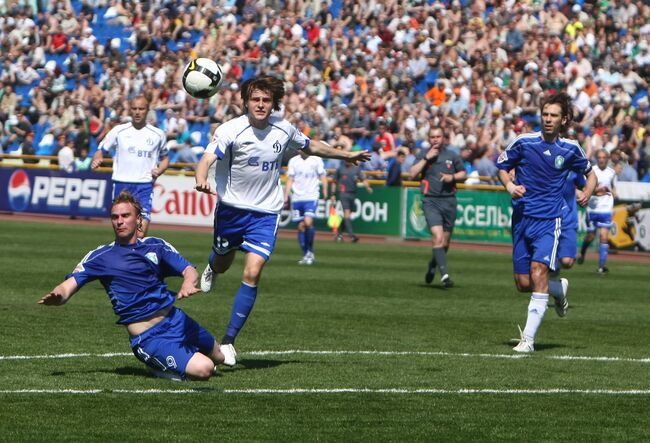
[522, 292, 549, 342]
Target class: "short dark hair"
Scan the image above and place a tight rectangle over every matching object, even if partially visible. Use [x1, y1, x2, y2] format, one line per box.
[111, 190, 143, 217]
[240, 76, 285, 112]
[540, 91, 574, 128]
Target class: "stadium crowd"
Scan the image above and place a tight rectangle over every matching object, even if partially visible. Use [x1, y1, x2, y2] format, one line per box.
[1, 0, 650, 183]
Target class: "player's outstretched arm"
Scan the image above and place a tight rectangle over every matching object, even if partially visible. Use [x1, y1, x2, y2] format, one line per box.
[38, 277, 79, 306]
[177, 266, 201, 299]
[195, 152, 218, 195]
[305, 140, 371, 164]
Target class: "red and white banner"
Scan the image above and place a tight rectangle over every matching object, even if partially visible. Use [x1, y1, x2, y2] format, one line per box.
[152, 175, 215, 226]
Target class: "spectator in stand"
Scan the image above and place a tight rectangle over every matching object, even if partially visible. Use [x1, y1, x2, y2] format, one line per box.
[386, 148, 407, 187]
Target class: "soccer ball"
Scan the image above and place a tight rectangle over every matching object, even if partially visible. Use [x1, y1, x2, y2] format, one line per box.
[182, 58, 224, 99]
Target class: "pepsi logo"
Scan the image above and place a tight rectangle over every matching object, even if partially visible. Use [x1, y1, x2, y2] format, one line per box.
[8, 170, 31, 212]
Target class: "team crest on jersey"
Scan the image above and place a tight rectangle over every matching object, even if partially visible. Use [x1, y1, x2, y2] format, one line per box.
[146, 138, 154, 146]
[554, 155, 565, 169]
[497, 151, 508, 163]
[445, 159, 453, 169]
[145, 252, 159, 264]
[273, 140, 282, 153]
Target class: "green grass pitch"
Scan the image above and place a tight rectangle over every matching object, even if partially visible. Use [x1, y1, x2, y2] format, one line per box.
[0, 219, 648, 441]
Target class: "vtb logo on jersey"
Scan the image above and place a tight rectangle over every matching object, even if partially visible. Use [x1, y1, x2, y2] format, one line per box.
[273, 140, 282, 153]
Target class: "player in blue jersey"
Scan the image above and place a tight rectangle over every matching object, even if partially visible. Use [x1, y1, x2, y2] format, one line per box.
[91, 96, 168, 238]
[194, 76, 370, 366]
[497, 92, 597, 353]
[39, 191, 224, 380]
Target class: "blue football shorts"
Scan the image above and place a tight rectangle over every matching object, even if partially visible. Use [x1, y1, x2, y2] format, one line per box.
[586, 211, 613, 232]
[212, 203, 280, 261]
[291, 200, 318, 222]
[112, 181, 153, 221]
[512, 212, 562, 274]
[130, 307, 216, 379]
[557, 222, 577, 260]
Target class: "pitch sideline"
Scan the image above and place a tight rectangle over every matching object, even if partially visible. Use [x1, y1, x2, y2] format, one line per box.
[1, 349, 648, 364]
[0, 388, 648, 396]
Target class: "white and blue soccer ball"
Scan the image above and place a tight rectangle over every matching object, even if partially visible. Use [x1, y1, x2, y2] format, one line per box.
[182, 58, 224, 99]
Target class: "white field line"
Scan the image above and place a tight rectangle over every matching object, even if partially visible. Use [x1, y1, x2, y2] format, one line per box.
[0, 349, 649, 364]
[0, 388, 649, 396]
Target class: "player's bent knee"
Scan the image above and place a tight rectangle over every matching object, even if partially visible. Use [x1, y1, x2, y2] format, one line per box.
[514, 274, 531, 292]
[185, 354, 215, 380]
[561, 258, 574, 269]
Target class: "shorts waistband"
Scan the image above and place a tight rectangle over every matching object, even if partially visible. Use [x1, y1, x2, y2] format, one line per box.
[129, 306, 177, 342]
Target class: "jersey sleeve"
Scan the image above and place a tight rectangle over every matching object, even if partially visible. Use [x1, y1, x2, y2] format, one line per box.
[65, 247, 107, 287]
[288, 124, 310, 151]
[496, 138, 522, 171]
[158, 130, 169, 159]
[568, 143, 592, 175]
[316, 157, 326, 176]
[452, 152, 465, 172]
[205, 124, 233, 160]
[97, 127, 118, 154]
[155, 238, 193, 277]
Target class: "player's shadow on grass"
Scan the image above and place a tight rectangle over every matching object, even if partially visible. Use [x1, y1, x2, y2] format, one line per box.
[502, 342, 566, 351]
[418, 283, 457, 291]
[222, 358, 299, 372]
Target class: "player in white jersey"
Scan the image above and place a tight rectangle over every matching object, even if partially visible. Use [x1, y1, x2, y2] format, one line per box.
[284, 152, 328, 265]
[194, 76, 370, 366]
[578, 149, 617, 273]
[91, 96, 168, 238]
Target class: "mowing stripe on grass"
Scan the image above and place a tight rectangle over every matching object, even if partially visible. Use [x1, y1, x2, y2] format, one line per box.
[1, 388, 649, 396]
[1, 350, 649, 363]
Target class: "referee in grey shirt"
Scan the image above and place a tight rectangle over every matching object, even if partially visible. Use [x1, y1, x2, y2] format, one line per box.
[410, 127, 467, 287]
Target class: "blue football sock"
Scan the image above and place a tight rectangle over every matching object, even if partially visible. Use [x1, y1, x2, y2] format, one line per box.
[225, 282, 258, 341]
[305, 226, 315, 253]
[599, 243, 609, 269]
[298, 230, 307, 255]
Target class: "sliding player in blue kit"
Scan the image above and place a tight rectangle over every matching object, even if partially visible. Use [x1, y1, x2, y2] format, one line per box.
[497, 92, 597, 353]
[194, 76, 370, 366]
[39, 191, 224, 380]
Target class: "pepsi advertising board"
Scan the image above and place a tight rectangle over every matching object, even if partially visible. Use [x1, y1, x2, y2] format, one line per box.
[0, 169, 112, 217]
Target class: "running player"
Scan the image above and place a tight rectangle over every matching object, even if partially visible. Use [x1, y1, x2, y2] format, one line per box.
[91, 95, 168, 238]
[578, 149, 617, 274]
[284, 151, 329, 265]
[497, 92, 597, 353]
[194, 76, 370, 366]
[409, 126, 466, 288]
[39, 191, 224, 380]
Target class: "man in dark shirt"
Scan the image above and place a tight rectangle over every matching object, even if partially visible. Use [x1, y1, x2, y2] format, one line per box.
[331, 160, 373, 242]
[410, 127, 467, 287]
[386, 148, 406, 186]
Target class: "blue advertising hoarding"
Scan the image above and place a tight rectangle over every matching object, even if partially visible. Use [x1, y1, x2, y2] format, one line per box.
[0, 168, 113, 217]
